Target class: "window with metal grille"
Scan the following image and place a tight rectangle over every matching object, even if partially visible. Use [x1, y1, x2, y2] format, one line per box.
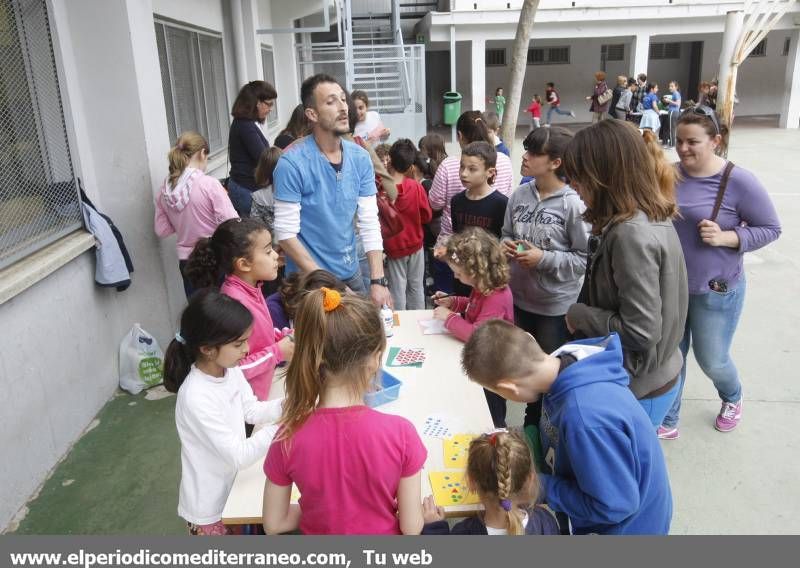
[154, 18, 229, 153]
[527, 46, 570, 65]
[783, 37, 791, 56]
[261, 45, 278, 128]
[486, 48, 506, 67]
[748, 39, 767, 58]
[649, 42, 681, 60]
[0, 0, 82, 270]
[601, 44, 625, 61]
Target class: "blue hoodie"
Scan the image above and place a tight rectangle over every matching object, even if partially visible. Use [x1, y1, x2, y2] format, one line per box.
[538, 333, 672, 535]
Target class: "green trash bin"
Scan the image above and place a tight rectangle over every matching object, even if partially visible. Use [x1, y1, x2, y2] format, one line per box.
[443, 91, 462, 125]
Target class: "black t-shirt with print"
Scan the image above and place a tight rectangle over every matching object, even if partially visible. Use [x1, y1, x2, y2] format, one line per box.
[450, 189, 508, 239]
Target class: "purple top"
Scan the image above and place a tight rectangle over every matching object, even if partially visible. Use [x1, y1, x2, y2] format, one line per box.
[674, 162, 781, 294]
[266, 292, 290, 330]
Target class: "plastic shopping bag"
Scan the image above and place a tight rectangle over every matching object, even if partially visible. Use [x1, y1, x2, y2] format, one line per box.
[119, 323, 164, 394]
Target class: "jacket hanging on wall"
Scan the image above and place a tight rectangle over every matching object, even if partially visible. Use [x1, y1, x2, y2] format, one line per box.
[79, 183, 134, 291]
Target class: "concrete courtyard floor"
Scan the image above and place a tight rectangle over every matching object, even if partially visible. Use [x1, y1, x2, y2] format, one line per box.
[6, 117, 799, 535]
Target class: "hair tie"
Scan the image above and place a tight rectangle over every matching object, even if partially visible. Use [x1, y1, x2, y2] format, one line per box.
[500, 499, 513, 512]
[175, 332, 186, 345]
[321, 287, 341, 312]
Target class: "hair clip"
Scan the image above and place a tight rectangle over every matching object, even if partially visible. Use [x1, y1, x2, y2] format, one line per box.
[175, 332, 186, 345]
[450, 251, 460, 264]
[500, 499, 513, 512]
[321, 287, 342, 312]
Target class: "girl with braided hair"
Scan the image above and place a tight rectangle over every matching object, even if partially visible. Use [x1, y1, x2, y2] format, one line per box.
[422, 430, 558, 535]
[431, 227, 514, 426]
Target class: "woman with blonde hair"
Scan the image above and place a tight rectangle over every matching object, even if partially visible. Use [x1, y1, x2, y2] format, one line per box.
[154, 132, 238, 297]
[564, 120, 688, 427]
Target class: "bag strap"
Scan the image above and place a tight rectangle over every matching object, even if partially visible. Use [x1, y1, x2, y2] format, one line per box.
[710, 161, 735, 222]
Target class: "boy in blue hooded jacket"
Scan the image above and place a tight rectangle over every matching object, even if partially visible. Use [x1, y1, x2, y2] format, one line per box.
[462, 319, 672, 535]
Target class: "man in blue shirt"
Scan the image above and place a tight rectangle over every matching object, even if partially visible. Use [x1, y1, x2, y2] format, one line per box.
[273, 74, 391, 307]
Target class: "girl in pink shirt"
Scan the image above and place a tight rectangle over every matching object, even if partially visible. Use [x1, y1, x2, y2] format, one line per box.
[185, 218, 294, 401]
[431, 227, 514, 426]
[262, 289, 427, 535]
[154, 132, 239, 298]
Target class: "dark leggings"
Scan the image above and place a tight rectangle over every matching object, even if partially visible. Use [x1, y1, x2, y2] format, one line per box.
[513, 307, 572, 427]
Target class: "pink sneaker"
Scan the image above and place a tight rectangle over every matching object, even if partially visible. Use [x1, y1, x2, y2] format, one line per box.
[657, 425, 679, 440]
[715, 399, 742, 432]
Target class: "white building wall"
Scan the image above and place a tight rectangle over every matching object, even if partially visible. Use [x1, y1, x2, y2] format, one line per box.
[0, 0, 177, 530]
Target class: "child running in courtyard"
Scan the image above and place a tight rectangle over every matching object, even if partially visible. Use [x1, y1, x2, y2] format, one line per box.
[422, 430, 559, 535]
[186, 218, 294, 401]
[431, 227, 513, 427]
[526, 94, 543, 132]
[262, 289, 427, 535]
[544, 82, 576, 126]
[165, 290, 284, 535]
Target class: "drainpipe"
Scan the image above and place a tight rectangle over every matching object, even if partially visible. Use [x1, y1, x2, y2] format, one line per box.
[231, 0, 249, 84]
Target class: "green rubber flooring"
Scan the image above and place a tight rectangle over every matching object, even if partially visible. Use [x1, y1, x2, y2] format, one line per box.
[10, 390, 185, 535]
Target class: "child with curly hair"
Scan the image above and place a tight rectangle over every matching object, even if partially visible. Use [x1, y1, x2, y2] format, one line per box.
[431, 227, 513, 425]
[422, 430, 558, 535]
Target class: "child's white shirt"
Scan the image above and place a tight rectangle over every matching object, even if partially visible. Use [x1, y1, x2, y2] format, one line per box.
[175, 364, 281, 525]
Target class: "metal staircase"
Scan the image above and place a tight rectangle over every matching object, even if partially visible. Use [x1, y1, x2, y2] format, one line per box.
[350, 15, 409, 113]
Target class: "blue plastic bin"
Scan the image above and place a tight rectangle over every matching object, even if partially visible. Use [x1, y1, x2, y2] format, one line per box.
[364, 369, 403, 408]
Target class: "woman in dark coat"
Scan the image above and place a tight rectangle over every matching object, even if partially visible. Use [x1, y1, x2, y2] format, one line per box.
[227, 80, 276, 216]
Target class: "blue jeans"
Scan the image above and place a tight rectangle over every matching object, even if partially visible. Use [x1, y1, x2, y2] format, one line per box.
[356, 237, 371, 294]
[546, 105, 572, 124]
[638, 379, 680, 428]
[341, 270, 367, 296]
[662, 278, 746, 428]
[227, 178, 253, 218]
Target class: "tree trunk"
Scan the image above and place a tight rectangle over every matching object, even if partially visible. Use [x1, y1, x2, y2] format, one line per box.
[499, 0, 540, 147]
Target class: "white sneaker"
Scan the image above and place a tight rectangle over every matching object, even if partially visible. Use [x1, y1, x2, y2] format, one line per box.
[569, 111, 576, 118]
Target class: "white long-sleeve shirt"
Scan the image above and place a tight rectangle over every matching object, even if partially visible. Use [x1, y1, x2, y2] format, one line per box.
[175, 365, 282, 525]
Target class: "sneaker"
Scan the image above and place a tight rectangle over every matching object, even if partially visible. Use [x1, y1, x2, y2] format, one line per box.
[657, 425, 679, 440]
[715, 399, 743, 432]
[569, 111, 576, 118]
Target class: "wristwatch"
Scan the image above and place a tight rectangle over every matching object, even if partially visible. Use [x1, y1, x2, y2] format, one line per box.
[370, 277, 389, 287]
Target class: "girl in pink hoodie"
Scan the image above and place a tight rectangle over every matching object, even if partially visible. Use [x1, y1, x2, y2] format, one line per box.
[185, 218, 294, 400]
[154, 132, 239, 297]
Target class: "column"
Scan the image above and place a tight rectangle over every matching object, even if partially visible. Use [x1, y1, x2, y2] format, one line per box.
[450, 24, 456, 142]
[779, 29, 800, 129]
[629, 33, 650, 78]
[717, 10, 744, 115]
[470, 38, 486, 112]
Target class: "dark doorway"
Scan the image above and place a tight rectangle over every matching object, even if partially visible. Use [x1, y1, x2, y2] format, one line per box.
[687, 41, 704, 103]
[426, 51, 450, 128]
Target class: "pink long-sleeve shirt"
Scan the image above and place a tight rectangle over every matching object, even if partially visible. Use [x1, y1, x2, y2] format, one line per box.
[444, 286, 514, 342]
[428, 154, 514, 247]
[154, 171, 239, 260]
[220, 274, 285, 400]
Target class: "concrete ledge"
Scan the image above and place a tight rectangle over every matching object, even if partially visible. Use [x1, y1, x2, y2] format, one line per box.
[0, 231, 96, 305]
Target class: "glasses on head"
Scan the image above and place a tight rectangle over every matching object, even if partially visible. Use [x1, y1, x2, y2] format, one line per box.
[686, 105, 721, 136]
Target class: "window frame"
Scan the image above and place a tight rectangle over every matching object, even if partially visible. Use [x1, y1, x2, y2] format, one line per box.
[154, 16, 230, 156]
[0, 0, 84, 271]
[260, 44, 279, 128]
[748, 38, 767, 58]
[485, 47, 507, 67]
[649, 42, 681, 60]
[601, 43, 625, 62]
[783, 36, 791, 56]
[527, 46, 571, 66]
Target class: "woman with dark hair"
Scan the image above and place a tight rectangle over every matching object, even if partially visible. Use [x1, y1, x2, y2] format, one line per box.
[273, 104, 309, 150]
[657, 108, 781, 439]
[427, 110, 514, 292]
[563, 119, 688, 428]
[227, 80, 277, 217]
[639, 83, 662, 135]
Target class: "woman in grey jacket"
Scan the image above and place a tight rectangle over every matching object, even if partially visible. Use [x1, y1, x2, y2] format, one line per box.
[501, 127, 590, 428]
[563, 120, 688, 427]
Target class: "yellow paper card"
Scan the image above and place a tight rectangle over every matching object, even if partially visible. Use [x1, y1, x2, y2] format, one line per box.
[429, 471, 480, 506]
[443, 434, 474, 468]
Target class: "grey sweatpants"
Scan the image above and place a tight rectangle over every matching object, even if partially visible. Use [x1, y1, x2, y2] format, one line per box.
[386, 249, 425, 310]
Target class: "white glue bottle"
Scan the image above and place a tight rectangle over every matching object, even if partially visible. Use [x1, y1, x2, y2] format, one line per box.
[380, 304, 394, 337]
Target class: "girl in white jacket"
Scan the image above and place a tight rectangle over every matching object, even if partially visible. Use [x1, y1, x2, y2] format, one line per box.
[164, 290, 282, 535]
